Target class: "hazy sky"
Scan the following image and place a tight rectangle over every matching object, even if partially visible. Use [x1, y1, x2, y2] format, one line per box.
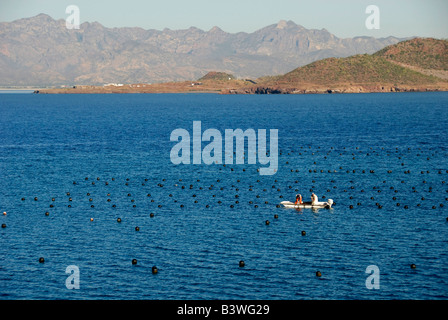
[0, 0, 447, 38]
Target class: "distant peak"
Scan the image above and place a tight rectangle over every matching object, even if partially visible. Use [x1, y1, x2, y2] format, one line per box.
[275, 20, 301, 30]
[209, 26, 224, 33]
[276, 20, 288, 29]
[35, 13, 52, 19]
[25, 13, 54, 22]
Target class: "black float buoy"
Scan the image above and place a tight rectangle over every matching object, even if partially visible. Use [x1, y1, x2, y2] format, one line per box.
[135, 226, 140, 231]
[265, 220, 270, 225]
[132, 259, 137, 265]
[239, 260, 245, 267]
[117, 218, 122, 223]
[410, 264, 416, 269]
[316, 271, 322, 277]
[152, 266, 158, 274]
[1, 223, 6, 228]
[39, 257, 45, 263]
[149, 213, 154, 218]
[301, 231, 306, 236]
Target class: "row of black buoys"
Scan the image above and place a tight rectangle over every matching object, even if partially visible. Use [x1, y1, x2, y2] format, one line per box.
[129, 260, 159, 273]
[21, 170, 447, 229]
[131, 260, 156, 273]
[35, 254, 419, 275]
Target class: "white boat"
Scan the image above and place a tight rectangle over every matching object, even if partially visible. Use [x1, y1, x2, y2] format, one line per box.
[280, 199, 334, 209]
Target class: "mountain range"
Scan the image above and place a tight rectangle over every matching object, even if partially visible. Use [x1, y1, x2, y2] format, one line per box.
[0, 14, 405, 86]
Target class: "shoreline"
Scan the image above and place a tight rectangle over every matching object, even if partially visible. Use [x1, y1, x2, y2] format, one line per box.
[34, 83, 448, 95]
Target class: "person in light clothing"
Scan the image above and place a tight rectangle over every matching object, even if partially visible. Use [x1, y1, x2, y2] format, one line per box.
[311, 193, 318, 205]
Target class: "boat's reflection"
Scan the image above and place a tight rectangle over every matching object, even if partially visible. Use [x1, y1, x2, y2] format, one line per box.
[294, 207, 323, 215]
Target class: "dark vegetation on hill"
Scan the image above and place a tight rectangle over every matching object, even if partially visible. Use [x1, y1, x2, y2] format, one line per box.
[198, 72, 235, 81]
[270, 54, 441, 86]
[374, 38, 448, 71]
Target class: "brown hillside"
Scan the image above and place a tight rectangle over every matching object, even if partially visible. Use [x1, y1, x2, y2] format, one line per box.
[269, 53, 443, 86]
[198, 71, 235, 81]
[375, 38, 448, 70]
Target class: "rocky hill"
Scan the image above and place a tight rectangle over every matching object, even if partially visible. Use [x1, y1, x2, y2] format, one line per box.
[227, 38, 448, 94]
[374, 38, 448, 80]
[277, 53, 440, 85]
[0, 14, 404, 86]
[198, 71, 235, 81]
[375, 38, 448, 70]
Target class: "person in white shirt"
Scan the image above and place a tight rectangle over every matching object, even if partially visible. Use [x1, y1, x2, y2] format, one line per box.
[311, 193, 318, 205]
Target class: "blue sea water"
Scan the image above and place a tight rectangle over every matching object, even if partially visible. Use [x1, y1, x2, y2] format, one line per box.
[0, 92, 447, 300]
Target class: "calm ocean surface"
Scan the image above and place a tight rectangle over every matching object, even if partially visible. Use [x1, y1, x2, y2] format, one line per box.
[0, 92, 447, 300]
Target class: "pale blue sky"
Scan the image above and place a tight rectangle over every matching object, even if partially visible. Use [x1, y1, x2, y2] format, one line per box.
[1, 0, 447, 38]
